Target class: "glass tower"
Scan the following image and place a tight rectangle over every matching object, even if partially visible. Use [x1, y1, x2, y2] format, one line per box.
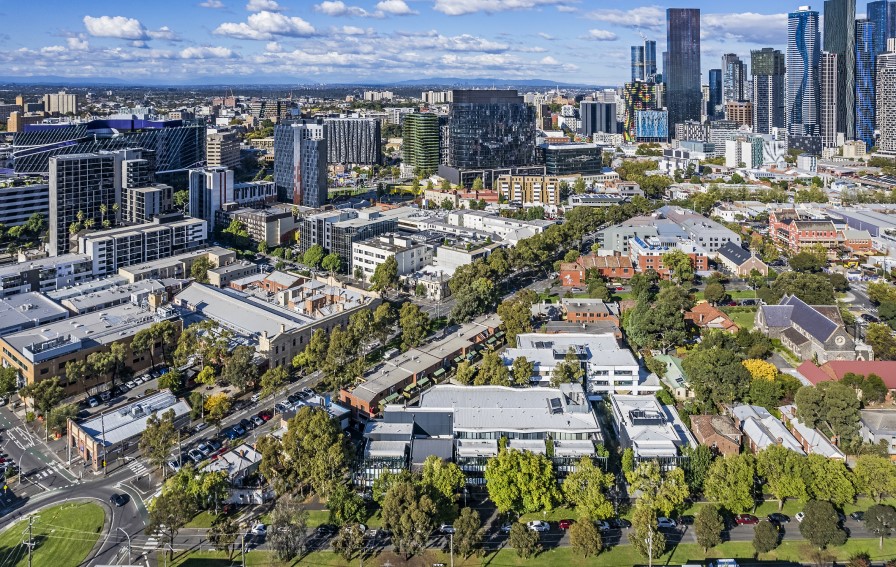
[401, 113, 440, 176]
[665, 8, 702, 128]
[708, 69, 723, 119]
[867, 0, 892, 55]
[751, 48, 786, 134]
[631, 46, 645, 82]
[645, 40, 658, 79]
[824, 0, 856, 139]
[855, 19, 877, 149]
[820, 51, 841, 148]
[722, 53, 746, 104]
[787, 6, 821, 136]
[446, 90, 535, 169]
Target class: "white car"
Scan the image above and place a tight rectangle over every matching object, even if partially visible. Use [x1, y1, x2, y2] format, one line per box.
[125, 381, 136, 390]
[657, 517, 677, 529]
[250, 393, 261, 403]
[250, 523, 267, 536]
[527, 520, 550, 532]
[795, 512, 805, 523]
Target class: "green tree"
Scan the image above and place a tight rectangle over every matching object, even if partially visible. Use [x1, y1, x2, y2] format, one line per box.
[320, 327, 364, 391]
[208, 515, 239, 561]
[148, 491, 196, 561]
[497, 290, 536, 343]
[19, 377, 64, 440]
[139, 409, 177, 478]
[267, 494, 308, 561]
[475, 351, 510, 386]
[508, 522, 540, 559]
[789, 251, 826, 272]
[331, 523, 365, 561]
[805, 454, 856, 507]
[485, 448, 560, 514]
[682, 444, 714, 493]
[0, 367, 17, 395]
[854, 454, 896, 501]
[626, 461, 689, 518]
[421, 455, 465, 510]
[195, 365, 216, 386]
[864, 504, 896, 549]
[753, 520, 780, 554]
[682, 346, 751, 407]
[292, 329, 328, 371]
[795, 382, 861, 445]
[303, 244, 325, 268]
[764, 271, 836, 305]
[703, 281, 727, 305]
[381, 479, 438, 559]
[63, 360, 88, 389]
[569, 520, 603, 558]
[260, 366, 289, 399]
[282, 406, 350, 496]
[799, 500, 848, 548]
[321, 253, 341, 274]
[562, 458, 615, 520]
[694, 503, 724, 552]
[327, 483, 365, 526]
[399, 302, 429, 350]
[221, 345, 257, 391]
[757, 445, 809, 510]
[631, 501, 666, 563]
[453, 507, 482, 558]
[372, 302, 396, 346]
[550, 347, 586, 386]
[662, 249, 695, 284]
[511, 356, 533, 387]
[370, 256, 399, 292]
[867, 323, 896, 360]
[454, 360, 476, 385]
[190, 256, 214, 283]
[704, 453, 756, 513]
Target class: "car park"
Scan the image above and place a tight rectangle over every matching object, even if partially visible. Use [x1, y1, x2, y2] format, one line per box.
[657, 517, 676, 529]
[735, 514, 759, 526]
[527, 520, 550, 532]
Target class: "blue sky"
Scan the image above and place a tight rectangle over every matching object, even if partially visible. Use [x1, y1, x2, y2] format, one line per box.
[0, 0, 881, 85]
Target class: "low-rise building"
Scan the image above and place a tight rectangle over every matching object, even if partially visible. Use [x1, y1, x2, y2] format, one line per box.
[207, 261, 258, 288]
[796, 360, 896, 390]
[352, 233, 433, 283]
[559, 254, 634, 286]
[610, 394, 696, 464]
[730, 404, 804, 455]
[685, 302, 739, 332]
[118, 247, 235, 283]
[494, 175, 563, 207]
[562, 298, 620, 326]
[716, 241, 769, 276]
[779, 405, 846, 460]
[218, 207, 297, 247]
[859, 410, 896, 457]
[769, 209, 841, 252]
[0, 292, 69, 335]
[67, 389, 191, 470]
[0, 254, 94, 298]
[628, 236, 709, 278]
[202, 443, 261, 487]
[59, 279, 179, 315]
[689, 414, 742, 456]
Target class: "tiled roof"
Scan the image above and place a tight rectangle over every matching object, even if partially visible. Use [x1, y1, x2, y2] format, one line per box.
[685, 303, 738, 331]
[760, 305, 794, 328]
[781, 295, 838, 342]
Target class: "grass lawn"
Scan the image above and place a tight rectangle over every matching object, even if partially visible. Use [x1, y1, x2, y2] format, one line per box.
[162, 538, 896, 567]
[721, 307, 758, 330]
[0, 502, 104, 567]
[185, 510, 220, 528]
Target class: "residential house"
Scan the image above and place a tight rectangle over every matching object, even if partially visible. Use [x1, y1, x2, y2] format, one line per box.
[562, 298, 620, 326]
[685, 302, 739, 333]
[716, 241, 769, 277]
[610, 394, 696, 465]
[796, 360, 896, 390]
[859, 410, 896, 457]
[779, 405, 846, 460]
[689, 414, 743, 456]
[729, 404, 805, 455]
[558, 254, 634, 286]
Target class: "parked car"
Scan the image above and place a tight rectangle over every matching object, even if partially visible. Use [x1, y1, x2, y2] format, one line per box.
[240, 418, 255, 431]
[499, 522, 513, 533]
[258, 410, 273, 422]
[657, 517, 676, 529]
[527, 520, 550, 532]
[251, 415, 264, 427]
[767, 513, 790, 525]
[197, 443, 212, 457]
[193, 422, 208, 434]
[596, 520, 611, 532]
[609, 518, 631, 529]
[274, 402, 289, 414]
[250, 393, 261, 403]
[287, 393, 301, 404]
[167, 459, 181, 472]
[125, 381, 136, 390]
[438, 524, 455, 534]
[851, 511, 865, 522]
[735, 514, 759, 526]
[232, 424, 247, 436]
[208, 439, 223, 452]
[250, 524, 267, 536]
[187, 449, 204, 463]
[558, 520, 573, 530]
[87, 397, 99, 408]
[795, 512, 805, 523]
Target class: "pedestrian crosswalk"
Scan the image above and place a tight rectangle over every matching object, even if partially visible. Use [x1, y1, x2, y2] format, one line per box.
[127, 460, 148, 476]
[142, 537, 158, 551]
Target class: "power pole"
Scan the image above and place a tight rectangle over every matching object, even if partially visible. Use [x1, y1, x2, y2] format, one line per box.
[241, 531, 247, 567]
[26, 515, 37, 567]
[118, 527, 131, 564]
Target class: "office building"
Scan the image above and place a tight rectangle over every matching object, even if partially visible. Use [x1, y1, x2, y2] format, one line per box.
[787, 6, 822, 136]
[632, 45, 645, 82]
[725, 101, 753, 127]
[0, 254, 93, 298]
[708, 69, 723, 119]
[623, 82, 657, 142]
[400, 113, 440, 176]
[579, 102, 617, 136]
[867, 0, 894, 55]
[273, 121, 327, 207]
[42, 91, 79, 115]
[445, 90, 535, 170]
[188, 167, 233, 229]
[824, 0, 857, 139]
[665, 8, 702, 128]
[878, 42, 896, 154]
[540, 143, 603, 176]
[0, 293, 68, 336]
[820, 51, 841, 148]
[351, 233, 432, 282]
[722, 53, 747, 105]
[495, 175, 564, 206]
[752, 48, 786, 134]
[324, 118, 381, 165]
[0, 178, 49, 228]
[77, 214, 208, 277]
[644, 40, 658, 79]
[48, 153, 117, 257]
[635, 110, 669, 142]
[206, 129, 240, 169]
[218, 207, 297, 247]
[855, 19, 877, 150]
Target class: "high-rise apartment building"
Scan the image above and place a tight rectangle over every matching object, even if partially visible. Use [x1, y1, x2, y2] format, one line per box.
[631, 46, 645, 82]
[787, 6, 821, 136]
[445, 90, 535, 170]
[48, 153, 117, 256]
[580, 101, 618, 136]
[824, 0, 856, 139]
[273, 121, 327, 207]
[752, 48, 786, 134]
[401, 113, 440, 176]
[877, 40, 896, 153]
[324, 118, 381, 165]
[722, 53, 747, 105]
[820, 51, 841, 148]
[188, 167, 233, 229]
[623, 82, 657, 142]
[855, 19, 878, 149]
[645, 40, 658, 79]
[665, 8, 702, 128]
[725, 101, 754, 127]
[42, 91, 79, 115]
[867, 1, 893, 55]
[708, 69, 723, 119]
[206, 129, 241, 169]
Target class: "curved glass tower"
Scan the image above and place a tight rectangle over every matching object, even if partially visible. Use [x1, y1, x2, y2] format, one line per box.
[786, 6, 821, 136]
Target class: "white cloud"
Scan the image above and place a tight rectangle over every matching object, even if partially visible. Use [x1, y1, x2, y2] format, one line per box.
[265, 41, 282, 52]
[555, 5, 577, 12]
[246, 0, 282, 11]
[702, 12, 787, 45]
[433, 0, 574, 16]
[540, 55, 559, 64]
[585, 29, 618, 41]
[67, 36, 90, 51]
[83, 15, 149, 40]
[214, 11, 316, 39]
[538, 32, 555, 40]
[180, 46, 236, 59]
[199, 0, 224, 7]
[148, 26, 178, 41]
[586, 6, 664, 30]
[376, 0, 417, 15]
[315, 1, 375, 17]
[334, 25, 371, 35]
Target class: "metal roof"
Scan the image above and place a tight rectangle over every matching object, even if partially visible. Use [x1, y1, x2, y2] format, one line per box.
[75, 389, 190, 447]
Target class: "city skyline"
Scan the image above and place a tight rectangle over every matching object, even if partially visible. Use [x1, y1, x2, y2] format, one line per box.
[0, 0, 888, 86]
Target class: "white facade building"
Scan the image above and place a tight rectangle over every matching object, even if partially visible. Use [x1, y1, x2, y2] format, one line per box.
[351, 233, 433, 282]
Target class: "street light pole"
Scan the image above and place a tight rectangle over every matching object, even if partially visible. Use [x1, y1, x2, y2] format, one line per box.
[241, 531, 249, 567]
[449, 532, 454, 567]
[118, 527, 131, 564]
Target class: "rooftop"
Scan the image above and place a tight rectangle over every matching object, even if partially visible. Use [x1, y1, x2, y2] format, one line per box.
[0, 254, 92, 279]
[76, 389, 191, 447]
[611, 394, 695, 457]
[0, 292, 69, 334]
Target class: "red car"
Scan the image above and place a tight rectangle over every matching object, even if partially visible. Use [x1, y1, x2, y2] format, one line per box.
[258, 410, 273, 422]
[735, 514, 759, 525]
[558, 520, 573, 530]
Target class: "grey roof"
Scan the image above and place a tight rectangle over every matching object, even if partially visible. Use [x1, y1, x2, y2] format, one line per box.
[202, 443, 261, 477]
[75, 389, 191, 447]
[781, 327, 810, 346]
[0, 293, 68, 334]
[861, 410, 896, 434]
[760, 305, 794, 328]
[411, 438, 454, 467]
[611, 394, 695, 457]
[0, 254, 91, 279]
[781, 295, 838, 342]
[60, 279, 170, 313]
[417, 384, 600, 434]
[717, 241, 752, 266]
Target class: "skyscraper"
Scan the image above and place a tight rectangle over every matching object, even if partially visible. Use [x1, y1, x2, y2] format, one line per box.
[631, 46, 645, 82]
[820, 52, 841, 148]
[877, 40, 896, 153]
[787, 6, 821, 136]
[323, 118, 381, 165]
[665, 8, 702, 128]
[855, 19, 877, 149]
[645, 40, 658, 79]
[401, 113, 440, 176]
[867, 1, 892, 55]
[273, 121, 327, 207]
[824, 0, 856, 139]
[445, 90, 535, 170]
[580, 101, 618, 136]
[751, 48, 786, 134]
[48, 153, 117, 256]
[708, 69, 723, 119]
[722, 53, 747, 105]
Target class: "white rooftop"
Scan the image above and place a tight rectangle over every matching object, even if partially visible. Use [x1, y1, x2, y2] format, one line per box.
[76, 389, 190, 447]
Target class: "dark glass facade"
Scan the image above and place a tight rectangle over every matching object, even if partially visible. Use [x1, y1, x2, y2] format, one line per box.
[540, 144, 603, 176]
[645, 40, 658, 79]
[751, 48, 786, 134]
[867, 0, 891, 55]
[579, 102, 617, 136]
[787, 7, 821, 136]
[631, 46, 645, 82]
[402, 113, 440, 176]
[855, 19, 877, 149]
[824, 0, 856, 139]
[665, 8, 702, 129]
[446, 90, 535, 170]
[708, 69, 723, 119]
